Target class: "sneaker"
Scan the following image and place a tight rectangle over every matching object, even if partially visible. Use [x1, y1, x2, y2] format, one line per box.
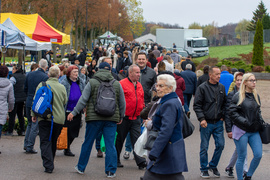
[123, 151, 130, 159]
[117, 162, 124, 168]
[75, 165, 84, 174]
[209, 167, 220, 177]
[138, 161, 147, 170]
[243, 173, 251, 180]
[107, 171, 116, 178]
[225, 167, 234, 178]
[64, 149, 75, 157]
[200, 171, 210, 179]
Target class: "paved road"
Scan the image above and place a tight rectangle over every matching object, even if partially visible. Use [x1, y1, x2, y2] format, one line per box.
[1, 80, 270, 180]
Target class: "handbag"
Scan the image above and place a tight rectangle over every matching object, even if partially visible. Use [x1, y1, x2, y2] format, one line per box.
[134, 128, 148, 158]
[182, 109, 195, 139]
[57, 127, 68, 150]
[144, 129, 159, 151]
[259, 123, 270, 144]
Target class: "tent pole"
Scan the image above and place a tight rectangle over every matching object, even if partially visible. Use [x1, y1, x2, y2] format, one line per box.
[23, 46, 25, 72]
[3, 46, 6, 65]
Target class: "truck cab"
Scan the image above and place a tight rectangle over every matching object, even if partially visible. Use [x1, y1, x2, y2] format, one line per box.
[185, 37, 209, 57]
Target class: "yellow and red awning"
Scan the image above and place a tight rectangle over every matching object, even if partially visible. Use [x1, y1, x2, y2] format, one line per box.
[1, 13, 70, 45]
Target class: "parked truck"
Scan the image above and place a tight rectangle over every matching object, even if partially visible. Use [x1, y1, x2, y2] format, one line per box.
[156, 29, 209, 57]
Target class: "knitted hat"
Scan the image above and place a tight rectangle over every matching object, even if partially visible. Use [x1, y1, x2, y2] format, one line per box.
[99, 62, 111, 71]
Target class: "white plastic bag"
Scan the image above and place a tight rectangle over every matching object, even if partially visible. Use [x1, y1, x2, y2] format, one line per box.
[134, 128, 148, 158]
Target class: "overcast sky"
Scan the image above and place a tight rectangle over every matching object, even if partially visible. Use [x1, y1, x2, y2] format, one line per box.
[140, 0, 270, 28]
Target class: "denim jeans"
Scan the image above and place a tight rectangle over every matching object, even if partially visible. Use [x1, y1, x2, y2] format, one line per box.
[125, 132, 132, 152]
[95, 131, 102, 151]
[24, 106, 39, 151]
[183, 93, 192, 113]
[200, 120, 224, 171]
[234, 132, 262, 180]
[77, 120, 117, 174]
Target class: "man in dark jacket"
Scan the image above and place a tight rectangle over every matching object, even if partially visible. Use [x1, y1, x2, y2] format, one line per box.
[24, 59, 49, 154]
[180, 64, 197, 118]
[181, 55, 196, 72]
[77, 48, 87, 66]
[136, 52, 156, 104]
[67, 62, 126, 178]
[193, 66, 226, 179]
[7, 64, 26, 136]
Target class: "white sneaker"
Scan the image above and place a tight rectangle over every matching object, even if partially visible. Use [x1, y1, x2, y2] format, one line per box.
[107, 172, 116, 178]
[75, 165, 84, 174]
[123, 151, 130, 159]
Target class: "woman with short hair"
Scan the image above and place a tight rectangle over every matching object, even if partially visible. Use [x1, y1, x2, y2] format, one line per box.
[229, 73, 264, 180]
[61, 65, 85, 156]
[143, 74, 187, 180]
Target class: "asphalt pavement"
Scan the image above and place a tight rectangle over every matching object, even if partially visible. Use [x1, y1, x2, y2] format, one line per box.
[0, 80, 270, 180]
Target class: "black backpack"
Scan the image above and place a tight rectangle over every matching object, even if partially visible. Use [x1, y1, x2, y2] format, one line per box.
[94, 77, 116, 117]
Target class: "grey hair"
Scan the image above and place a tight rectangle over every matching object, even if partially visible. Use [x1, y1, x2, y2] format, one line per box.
[186, 63, 192, 70]
[39, 59, 48, 68]
[48, 65, 60, 78]
[157, 74, 176, 92]
[128, 64, 139, 73]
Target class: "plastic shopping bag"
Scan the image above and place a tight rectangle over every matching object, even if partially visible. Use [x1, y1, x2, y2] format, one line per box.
[134, 128, 148, 158]
[100, 132, 118, 152]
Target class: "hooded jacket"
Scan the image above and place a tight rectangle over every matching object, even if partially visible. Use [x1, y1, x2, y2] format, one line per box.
[0, 78, 14, 125]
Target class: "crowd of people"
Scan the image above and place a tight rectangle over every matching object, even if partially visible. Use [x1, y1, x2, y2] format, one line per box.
[0, 41, 266, 180]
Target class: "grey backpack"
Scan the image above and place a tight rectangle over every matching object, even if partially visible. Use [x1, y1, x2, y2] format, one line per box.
[94, 77, 116, 116]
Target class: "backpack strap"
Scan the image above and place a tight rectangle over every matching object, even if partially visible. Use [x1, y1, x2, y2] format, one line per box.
[43, 81, 54, 142]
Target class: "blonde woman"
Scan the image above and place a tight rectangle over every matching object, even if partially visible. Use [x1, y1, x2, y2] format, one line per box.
[229, 73, 264, 180]
[162, 55, 174, 73]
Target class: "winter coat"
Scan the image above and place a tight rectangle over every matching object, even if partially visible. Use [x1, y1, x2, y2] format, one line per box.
[219, 71, 234, 94]
[69, 53, 77, 64]
[197, 73, 209, 88]
[120, 77, 144, 120]
[225, 86, 238, 133]
[78, 51, 87, 66]
[71, 69, 126, 123]
[174, 73, 186, 105]
[11, 69, 26, 102]
[138, 66, 157, 104]
[193, 81, 226, 122]
[147, 92, 188, 174]
[229, 92, 264, 132]
[24, 68, 48, 107]
[0, 78, 14, 125]
[181, 59, 196, 72]
[31, 78, 67, 125]
[170, 52, 181, 64]
[180, 70, 197, 95]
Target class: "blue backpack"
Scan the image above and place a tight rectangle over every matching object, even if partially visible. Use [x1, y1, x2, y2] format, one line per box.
[32, 82, 54, 141]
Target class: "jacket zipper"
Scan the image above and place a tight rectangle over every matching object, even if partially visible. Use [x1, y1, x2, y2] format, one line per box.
[215, 86, 218, 120]
[132, 86, 138, 119]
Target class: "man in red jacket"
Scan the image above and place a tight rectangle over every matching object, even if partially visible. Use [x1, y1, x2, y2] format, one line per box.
[116, 64, 147, 169]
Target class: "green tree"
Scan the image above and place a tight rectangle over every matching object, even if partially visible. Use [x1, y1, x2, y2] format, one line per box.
[120, 0, 145, 38]
[247, 0, 267, 31]
[252, 20, 264, 66]
[262, 14, 270, 29]
[235, 19, 250, 39]
[188, 22, 201, 29]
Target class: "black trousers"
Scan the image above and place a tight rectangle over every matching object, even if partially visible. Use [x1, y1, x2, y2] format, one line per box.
[115, 116, 146, 166]
[143, 170, 184, 180]
[64, 112, 81, 150]
[38, 120, 63, 171]
[8, 102, 25, 133]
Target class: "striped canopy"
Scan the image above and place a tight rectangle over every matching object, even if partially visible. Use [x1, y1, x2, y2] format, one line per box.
[1, 13, 70, 45]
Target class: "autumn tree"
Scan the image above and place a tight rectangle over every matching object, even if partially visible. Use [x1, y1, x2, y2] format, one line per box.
[252, 20, 264, 66]
[235, 19, 250, 39]
[188, 22, 202, 29]
[247, 0, 267, 31]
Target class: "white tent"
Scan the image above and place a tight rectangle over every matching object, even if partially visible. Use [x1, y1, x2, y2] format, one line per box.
[98, 31, 118, 39]
[2, 18, 52, 51]
[135, 33, 156, 44]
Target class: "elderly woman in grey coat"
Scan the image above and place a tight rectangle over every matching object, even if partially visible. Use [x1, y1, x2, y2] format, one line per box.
[0, 65, 15, 153]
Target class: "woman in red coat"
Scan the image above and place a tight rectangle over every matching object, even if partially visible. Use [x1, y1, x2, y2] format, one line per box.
[174, 72, 186, 105]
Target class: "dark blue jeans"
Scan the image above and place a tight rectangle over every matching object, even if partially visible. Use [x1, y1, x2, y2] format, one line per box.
[183, 93, 192, 113]
[200, 120, 224, 171]
[77, 120, 117, 174]
[234, 132, 262, 180]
